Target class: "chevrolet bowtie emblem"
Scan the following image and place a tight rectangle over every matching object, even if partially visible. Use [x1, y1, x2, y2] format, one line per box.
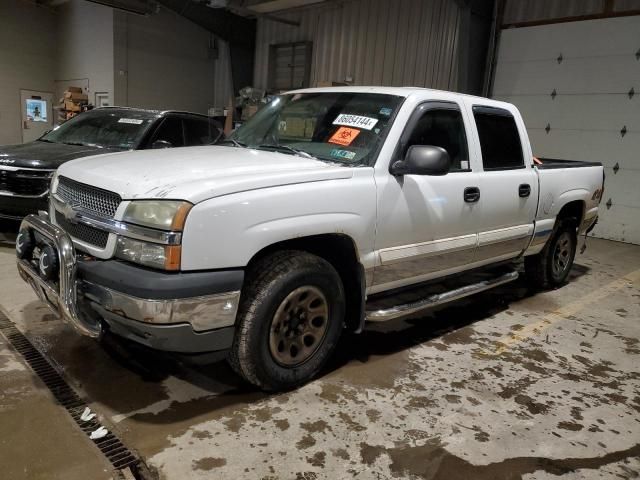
[60, 200, 81, 224]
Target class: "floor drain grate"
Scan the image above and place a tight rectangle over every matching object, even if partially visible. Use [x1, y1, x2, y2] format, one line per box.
[0, 311, 150, 477]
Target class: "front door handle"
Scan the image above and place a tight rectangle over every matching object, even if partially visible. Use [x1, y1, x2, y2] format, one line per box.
[519, 183, 531, 197]
[464, 187, 480, 203]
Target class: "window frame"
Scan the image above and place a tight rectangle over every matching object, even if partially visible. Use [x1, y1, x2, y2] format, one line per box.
[472, 105, 526, 171]
[392, 101, 472, 174]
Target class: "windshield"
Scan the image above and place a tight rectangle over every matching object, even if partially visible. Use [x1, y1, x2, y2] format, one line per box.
[230, 92, 403, 166]
[41, 109, 158, 149]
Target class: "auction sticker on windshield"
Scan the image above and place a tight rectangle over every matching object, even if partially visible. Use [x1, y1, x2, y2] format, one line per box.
[329, 127, 360, 146]
[330, 149, 356, 161]
[333, 114, 378, 130]
[118, 118, 144, 124]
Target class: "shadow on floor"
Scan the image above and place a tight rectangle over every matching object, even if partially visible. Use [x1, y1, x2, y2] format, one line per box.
[0, 220, 19, 245]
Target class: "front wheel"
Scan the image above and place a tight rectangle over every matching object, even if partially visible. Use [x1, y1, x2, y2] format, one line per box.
[228, 250, 345, 391]
[525, 218, 577, 289]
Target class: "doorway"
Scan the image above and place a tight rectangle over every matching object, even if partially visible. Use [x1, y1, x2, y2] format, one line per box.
[20, 89, 53, 144]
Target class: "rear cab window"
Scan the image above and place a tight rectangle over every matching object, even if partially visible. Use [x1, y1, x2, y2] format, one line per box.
[473, 106, 524, 170]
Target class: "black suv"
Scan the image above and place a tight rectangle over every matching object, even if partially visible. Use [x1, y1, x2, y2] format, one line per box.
[0, 107, 223, 220]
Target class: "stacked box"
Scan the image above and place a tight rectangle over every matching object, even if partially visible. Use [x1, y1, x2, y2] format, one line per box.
[57, 86, 89, 122]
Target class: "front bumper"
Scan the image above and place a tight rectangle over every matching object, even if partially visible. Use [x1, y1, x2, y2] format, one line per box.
[16, 214, 243, 353]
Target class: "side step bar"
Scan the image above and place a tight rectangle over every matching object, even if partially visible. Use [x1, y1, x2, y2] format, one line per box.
[365, 271, 519, 322]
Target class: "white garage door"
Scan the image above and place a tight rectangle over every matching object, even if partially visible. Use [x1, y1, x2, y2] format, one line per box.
[493, 16, 640, 244]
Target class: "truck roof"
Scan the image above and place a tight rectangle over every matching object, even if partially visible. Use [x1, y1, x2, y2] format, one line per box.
[288, 86, 513, 109]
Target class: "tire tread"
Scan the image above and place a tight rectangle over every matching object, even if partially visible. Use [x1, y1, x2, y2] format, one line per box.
[228, 250, 341, 390]
[525, 218, 577, 289]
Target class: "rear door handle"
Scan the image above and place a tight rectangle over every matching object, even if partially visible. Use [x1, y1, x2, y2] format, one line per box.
[464, 187, 480, 203]
[519, 183, 531, 197]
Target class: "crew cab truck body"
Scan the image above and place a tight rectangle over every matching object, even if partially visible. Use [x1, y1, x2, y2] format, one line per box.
[16, 87, 604, 391]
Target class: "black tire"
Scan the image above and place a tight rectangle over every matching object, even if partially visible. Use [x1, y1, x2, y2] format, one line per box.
[525, 218, 578, 289]
[228, 250, 345, 391]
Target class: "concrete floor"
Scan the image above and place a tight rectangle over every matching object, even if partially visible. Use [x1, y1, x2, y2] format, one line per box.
[0, 224, 639, 479]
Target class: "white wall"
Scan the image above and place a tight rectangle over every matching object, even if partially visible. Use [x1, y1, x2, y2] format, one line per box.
[56, 0, 115, 106]
[0, 0, 57, 145]
[493, 16, 640, 244]
[113, 7, 218, 114]
[0, 0, 225, 144]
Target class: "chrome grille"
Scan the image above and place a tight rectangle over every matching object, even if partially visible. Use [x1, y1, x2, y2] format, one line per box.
[55, 211, 109, 249]
[56, 176, 121, 218]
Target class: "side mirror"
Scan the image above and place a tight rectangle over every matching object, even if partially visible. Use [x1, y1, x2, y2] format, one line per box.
[152, 139, 173, 149]
[390, 145, 451, 176]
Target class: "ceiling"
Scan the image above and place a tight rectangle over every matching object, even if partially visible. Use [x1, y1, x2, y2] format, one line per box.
[240, 0, 326, 13]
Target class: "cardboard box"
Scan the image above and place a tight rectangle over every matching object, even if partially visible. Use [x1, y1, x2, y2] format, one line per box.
[64, 91, 88, 102]
[241, 105, 259, 121]
[281, 117, 307, 137]
[64, 100, 82, 112]
[67, 86, 83, 93]
[315, 80, 348, 88]
[304, 118, 316, 137]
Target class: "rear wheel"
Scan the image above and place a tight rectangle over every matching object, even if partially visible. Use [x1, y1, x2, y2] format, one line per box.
[228, 250, 345, 391]
[525, 218, 577, 289]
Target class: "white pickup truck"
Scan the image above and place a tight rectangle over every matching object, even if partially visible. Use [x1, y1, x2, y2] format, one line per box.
[16, 87, 604, 391]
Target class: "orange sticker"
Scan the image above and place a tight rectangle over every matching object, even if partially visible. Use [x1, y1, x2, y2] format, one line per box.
[329, 127, 360, 146]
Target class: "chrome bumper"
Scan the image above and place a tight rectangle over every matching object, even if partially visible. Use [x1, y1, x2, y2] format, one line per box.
[81, 281, 240, 332]
[17, 214, 101, 337]
[17, 214, 241, 340]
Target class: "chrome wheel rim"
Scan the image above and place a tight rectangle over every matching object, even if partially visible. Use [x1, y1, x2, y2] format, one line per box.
[269, 286, 329, 367]
[552, 232, 572, 278]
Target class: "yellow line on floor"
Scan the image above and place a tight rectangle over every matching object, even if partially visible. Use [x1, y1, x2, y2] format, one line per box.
[484, 267, 640, 356]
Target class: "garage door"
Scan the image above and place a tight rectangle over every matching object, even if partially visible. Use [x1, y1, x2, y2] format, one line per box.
[492, 16, 640, 244]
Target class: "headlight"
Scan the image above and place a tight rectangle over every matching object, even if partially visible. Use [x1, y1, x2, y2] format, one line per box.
[116, 237, 181, 271]
[123, 200, 192, 231]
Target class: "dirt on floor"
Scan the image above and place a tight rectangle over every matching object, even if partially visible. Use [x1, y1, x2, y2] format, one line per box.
[0, 229, 639, 480]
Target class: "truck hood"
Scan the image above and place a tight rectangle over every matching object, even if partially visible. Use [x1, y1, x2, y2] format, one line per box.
[57, 145, 355, 204]
[0, 141, 119, 169]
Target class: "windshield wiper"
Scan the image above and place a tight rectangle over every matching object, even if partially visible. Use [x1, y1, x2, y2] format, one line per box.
[37, 138, 54, 143]
[256, 144, 317, 160]
[218, 138, 247, 148]
[62, 141, 87, 147]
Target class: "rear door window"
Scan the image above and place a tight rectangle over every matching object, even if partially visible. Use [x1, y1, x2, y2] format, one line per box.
[473, 106, 524, 170]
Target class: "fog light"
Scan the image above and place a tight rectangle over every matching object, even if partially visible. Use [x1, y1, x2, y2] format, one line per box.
[39, 245, 59, 280]
[16, 229, 34, 260]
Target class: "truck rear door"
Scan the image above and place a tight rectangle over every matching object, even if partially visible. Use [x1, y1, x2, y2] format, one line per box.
[466, 104, 539, 262]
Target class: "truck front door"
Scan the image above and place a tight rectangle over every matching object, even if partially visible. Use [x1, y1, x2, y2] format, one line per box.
[372, 101, 482, 293]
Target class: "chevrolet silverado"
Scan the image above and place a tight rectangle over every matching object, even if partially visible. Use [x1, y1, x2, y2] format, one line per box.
[16, 87, 604, 391]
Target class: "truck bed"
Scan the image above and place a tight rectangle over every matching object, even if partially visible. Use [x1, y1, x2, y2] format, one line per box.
[537, 158, 603, 169]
